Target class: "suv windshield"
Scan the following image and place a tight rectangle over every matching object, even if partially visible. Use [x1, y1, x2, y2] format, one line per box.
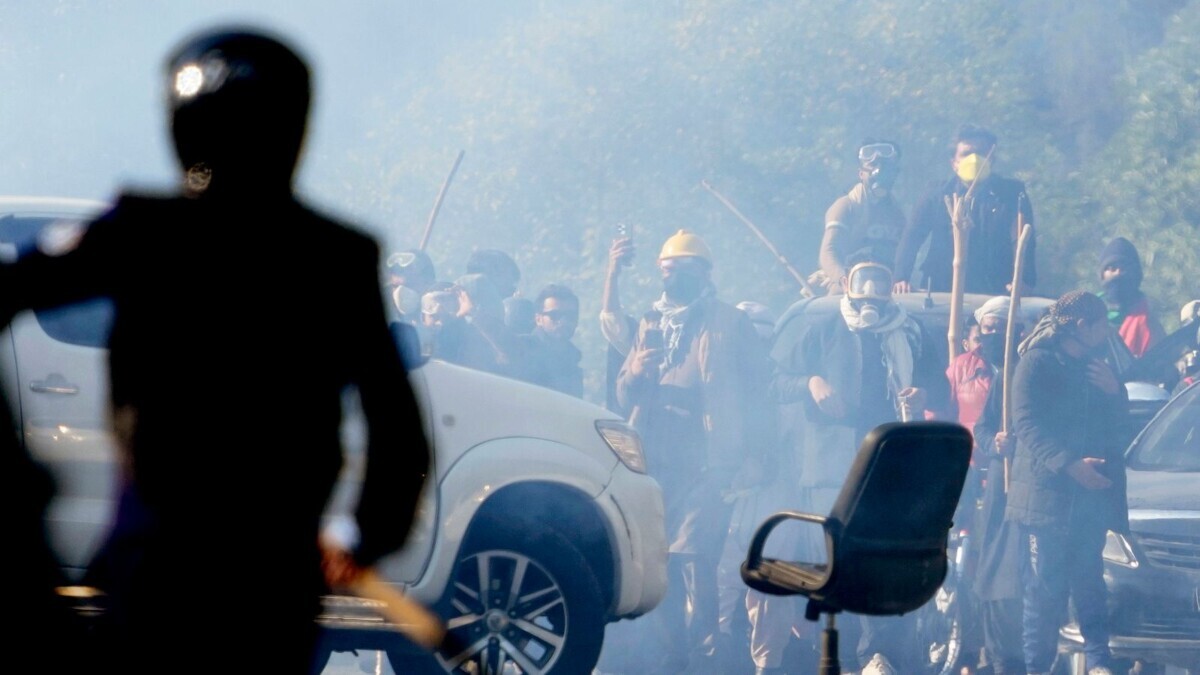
[1127, 383, 1200, 472]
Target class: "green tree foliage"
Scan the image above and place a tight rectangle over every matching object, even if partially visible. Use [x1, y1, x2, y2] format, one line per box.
[319, 0, 1194, 400]
[1039, 2, 1200, 330]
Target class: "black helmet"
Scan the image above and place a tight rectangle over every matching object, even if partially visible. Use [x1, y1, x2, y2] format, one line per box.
[166, 27, 311, 193]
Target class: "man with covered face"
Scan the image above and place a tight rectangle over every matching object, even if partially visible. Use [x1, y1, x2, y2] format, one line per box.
[894, 124, 1036, 296]
[771, 258, 945, 674]
[814, 139, 906, 294]
[963, 298, 1027, 675]
[1098, 236, 1164, 358]
[615, 229, 775, 672]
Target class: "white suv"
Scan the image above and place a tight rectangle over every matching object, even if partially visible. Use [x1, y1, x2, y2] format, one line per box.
[0, 196, 667, 674]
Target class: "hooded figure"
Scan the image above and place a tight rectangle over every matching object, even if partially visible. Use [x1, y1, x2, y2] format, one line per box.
[0, 27, 430, 673]
[1098, 236, 1164, 358]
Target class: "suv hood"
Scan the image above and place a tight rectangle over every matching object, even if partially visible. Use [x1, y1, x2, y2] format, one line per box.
[1127, 470, 1200, 513]
[415, 359, 623, 473]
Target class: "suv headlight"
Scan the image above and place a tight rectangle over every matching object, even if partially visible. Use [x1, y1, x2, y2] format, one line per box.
[1102, 530, 1139, 568]
[596, 420, 646, 473]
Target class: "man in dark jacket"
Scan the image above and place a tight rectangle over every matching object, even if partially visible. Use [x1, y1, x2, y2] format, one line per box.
[0, 28, 429, 673]
[528, 283, 584, 397]
[894, 124, 1036, 295]
[1004, 291, 1129, 675]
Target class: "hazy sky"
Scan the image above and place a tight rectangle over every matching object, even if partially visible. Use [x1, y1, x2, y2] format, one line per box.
[0, 1, 545, 207]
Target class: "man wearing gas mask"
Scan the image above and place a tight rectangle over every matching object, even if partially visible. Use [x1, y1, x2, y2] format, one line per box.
[1098, 236, 1164, 358]
[894, 124, 1036, 295]
[771, 258, 946, 674]
[815, 139, 906, 294]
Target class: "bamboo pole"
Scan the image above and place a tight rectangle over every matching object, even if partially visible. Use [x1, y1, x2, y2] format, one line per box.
[945, 148, 993, 363]
[1001, 215, 1032, 494]
[947, 193, 971, 363]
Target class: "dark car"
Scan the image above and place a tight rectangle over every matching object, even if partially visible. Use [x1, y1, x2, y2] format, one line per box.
[1060, 381, 1200, 673]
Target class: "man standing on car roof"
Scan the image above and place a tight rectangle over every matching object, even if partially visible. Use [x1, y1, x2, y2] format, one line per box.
[771, 256, 947, 675]
[0, 27, 429, 674]
[615, 229, 775, 673]
[1004, 291, 1129, 675]
[893, 124, 1036, 296]
[813, 139, 907, 295]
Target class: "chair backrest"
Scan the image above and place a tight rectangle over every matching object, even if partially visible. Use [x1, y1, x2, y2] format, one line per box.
[818, 421, 972, 616]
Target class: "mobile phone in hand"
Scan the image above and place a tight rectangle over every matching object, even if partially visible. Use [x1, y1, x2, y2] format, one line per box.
[615, 223, 633, 266]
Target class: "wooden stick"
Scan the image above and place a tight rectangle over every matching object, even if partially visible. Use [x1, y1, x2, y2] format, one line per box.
[700, 180, 817, 297]
[945, 147, 994, 363]
[1001, 217, 1032, 494]
[419, 150, 465, 252]
[347, 569, 447, 650]
[947, 193, 970, 363]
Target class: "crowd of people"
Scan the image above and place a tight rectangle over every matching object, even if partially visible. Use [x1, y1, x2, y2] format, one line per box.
[8, 19, 1197, 675]
[381, 124, 1197, 675]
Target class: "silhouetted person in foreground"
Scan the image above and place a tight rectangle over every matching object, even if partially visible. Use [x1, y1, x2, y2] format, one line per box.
[0, 27, 429, 674]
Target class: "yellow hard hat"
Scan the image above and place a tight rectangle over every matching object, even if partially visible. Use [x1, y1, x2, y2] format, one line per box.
[658, 229, 713, 264]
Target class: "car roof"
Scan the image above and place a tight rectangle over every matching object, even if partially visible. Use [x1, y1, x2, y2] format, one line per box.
[776, 292, 1055, 332]
[0, 196, 107, 218]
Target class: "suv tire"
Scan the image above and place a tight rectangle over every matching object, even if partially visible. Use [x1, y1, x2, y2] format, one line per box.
[433, 517, 606, 674]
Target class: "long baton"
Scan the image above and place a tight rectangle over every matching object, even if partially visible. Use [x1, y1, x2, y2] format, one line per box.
[345, 569, 448, 650]
[419, 150, 465, 252]
[700, 180, 817, 297]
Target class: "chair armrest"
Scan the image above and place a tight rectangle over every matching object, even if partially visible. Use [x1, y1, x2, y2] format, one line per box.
[743, 510, 826, 570]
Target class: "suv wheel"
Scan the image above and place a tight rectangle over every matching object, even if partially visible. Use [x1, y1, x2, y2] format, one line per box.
[435, 520, 605, 674]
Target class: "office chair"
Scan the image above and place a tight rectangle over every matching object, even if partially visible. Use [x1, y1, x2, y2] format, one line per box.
[741, 421, 972, 675]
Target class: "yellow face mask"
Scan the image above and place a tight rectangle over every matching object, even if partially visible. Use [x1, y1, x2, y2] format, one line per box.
[955, 153, 991, 183]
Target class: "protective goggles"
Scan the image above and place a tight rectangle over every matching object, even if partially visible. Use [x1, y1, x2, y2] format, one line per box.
[387, 251, 419, 270]
[858, 143, 897, 164]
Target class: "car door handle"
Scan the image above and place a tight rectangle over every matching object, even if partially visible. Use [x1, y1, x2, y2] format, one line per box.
[30, 375, 79, 395]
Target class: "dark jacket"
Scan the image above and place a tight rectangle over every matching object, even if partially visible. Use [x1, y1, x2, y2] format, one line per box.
[1003, 338, 1129, 532]
[527, 328, 584, 398]
[770, 308, 948, 488]
[0, 194, 429, 607]
[895, 175, 1036, 295]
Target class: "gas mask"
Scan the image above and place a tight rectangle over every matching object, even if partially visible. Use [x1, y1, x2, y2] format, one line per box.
[845, 262, 894, 327]
[853, 299, 883, 327]
[955, 153, 991, 183]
